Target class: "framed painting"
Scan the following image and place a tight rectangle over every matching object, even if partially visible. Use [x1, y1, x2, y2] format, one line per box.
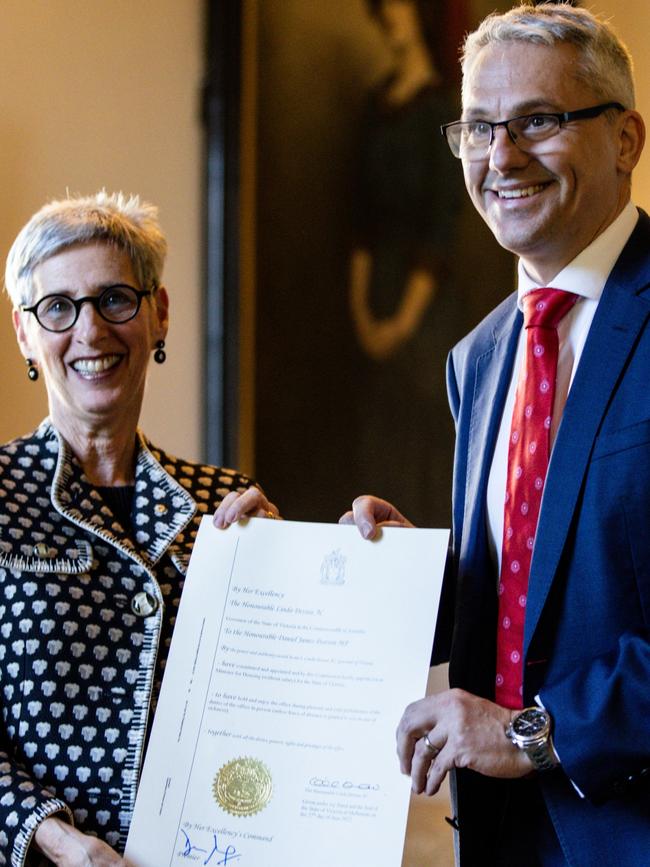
[205, 0, 514, 526]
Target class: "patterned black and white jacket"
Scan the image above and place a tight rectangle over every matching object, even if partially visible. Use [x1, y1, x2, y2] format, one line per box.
[0, 420, 254, 866]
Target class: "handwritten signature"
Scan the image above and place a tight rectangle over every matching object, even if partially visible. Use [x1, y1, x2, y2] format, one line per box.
[309, 777, 380, 791]
[180, 829, 242, 865]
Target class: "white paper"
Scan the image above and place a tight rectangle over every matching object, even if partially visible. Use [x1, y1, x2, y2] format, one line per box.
[126, 517, 448, 867]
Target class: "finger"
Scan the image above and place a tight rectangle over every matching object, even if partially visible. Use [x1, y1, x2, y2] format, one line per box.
[410, 734, 440, 794]
[424, 746, 453, 797]
[355, 496, 414, 535]
[396, 696, 441, 774]
[214, 487, 267, 528]
[253, 501, 281, 519]
[351, 496, 379, 539]
[350, 495, 394, 539]
[396, 719, 423, 775]
[213, 491, 243, 528]
[339, 497, 413, 537]
[224, 486, 267, 524]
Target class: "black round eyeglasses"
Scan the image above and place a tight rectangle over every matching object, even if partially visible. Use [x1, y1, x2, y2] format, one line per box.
[20, 284, 153, 333]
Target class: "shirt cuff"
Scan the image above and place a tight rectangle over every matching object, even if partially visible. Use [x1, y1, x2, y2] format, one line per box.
[534, 693, 585, 798]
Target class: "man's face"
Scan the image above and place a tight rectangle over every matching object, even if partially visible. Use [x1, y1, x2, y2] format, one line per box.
[462, 42, 629, 281]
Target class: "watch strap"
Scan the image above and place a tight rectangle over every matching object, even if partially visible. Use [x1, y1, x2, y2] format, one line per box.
[526, 736, 559, 771]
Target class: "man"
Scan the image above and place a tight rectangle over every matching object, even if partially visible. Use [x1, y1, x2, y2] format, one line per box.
[341, 4, 650, 865]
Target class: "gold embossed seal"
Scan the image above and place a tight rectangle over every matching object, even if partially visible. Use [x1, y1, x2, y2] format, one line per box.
[213, 757, 273, 817]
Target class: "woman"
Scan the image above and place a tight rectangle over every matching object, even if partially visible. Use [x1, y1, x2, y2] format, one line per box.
[0, 192, 276, 866]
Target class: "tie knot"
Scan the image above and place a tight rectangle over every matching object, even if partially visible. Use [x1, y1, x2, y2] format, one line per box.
[522, 288, 578, 329]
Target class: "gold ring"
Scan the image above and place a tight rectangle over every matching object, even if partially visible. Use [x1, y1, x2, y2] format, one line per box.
[266, 510, 276, 519]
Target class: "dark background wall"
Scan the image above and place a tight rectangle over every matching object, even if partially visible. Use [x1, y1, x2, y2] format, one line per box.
[253, 0, 513, 526]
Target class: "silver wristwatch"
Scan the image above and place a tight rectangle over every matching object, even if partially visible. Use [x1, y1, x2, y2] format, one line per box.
[506, 706, 559, 772]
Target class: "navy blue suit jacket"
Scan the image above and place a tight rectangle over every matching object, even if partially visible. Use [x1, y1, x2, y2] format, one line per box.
[440, 210, 650, 865]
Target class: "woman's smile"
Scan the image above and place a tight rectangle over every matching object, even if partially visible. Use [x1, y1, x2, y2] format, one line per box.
[70, 354, 123, 378]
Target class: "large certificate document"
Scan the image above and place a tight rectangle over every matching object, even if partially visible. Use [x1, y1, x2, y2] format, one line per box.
[126, 517, 448, 867]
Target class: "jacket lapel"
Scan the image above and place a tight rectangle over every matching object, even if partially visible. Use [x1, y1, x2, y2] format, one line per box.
[452, 298, 521, 694]
[131, 435, 196, 568]
[524, 220, 650, 651]
[50, 425, 196, 574]
[460, 299, 521, 579]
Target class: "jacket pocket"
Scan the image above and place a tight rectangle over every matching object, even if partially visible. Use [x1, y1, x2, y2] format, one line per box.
[592, 418, 650, 461]
[0, 537, 93, 574]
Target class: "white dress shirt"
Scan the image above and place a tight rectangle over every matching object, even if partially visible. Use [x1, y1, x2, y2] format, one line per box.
[486, 201, 639, 573]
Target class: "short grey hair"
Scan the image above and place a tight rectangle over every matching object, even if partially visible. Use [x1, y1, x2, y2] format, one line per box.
[462, 3, 635, 110]
[4, 190, 167, 306]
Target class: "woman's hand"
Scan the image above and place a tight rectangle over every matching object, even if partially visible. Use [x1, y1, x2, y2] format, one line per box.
[34, 817, 131, 866]
[213, 486, 281, 529]
[338, 495, 414, 539]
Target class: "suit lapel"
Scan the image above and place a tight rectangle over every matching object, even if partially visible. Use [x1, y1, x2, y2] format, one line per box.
[524, 220, 650, 652]
[449, 299, 521, 693]
[460, 300, 521, 595]
[450, 296, 522, 672]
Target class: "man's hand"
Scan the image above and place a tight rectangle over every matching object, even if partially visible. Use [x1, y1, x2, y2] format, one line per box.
[213, 486, 281, 529]
[397, 689, 534, 796]
[34, 817, 131, 866]
[338, 495, 414, 539]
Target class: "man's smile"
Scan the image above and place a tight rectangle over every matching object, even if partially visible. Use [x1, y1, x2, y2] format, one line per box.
[496, 183, 549, 200]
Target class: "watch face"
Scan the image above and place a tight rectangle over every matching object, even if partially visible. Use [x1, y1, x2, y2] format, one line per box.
[512, 708, 549, 737]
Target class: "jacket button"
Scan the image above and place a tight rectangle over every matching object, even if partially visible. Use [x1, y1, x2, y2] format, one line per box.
[154, 503, 168, 515]
[33, 543, 53, 558]
[131, 591, 159, 617]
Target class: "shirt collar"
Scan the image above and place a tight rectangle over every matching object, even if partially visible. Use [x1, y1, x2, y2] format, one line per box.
[517, 201, 639, 310]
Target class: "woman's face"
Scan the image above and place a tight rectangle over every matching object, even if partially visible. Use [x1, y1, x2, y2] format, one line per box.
[13, 241, 168, 435]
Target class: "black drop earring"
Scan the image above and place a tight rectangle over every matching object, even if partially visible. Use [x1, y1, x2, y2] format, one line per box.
[153, 339, 166, 364]
[26, 359, 39, 381]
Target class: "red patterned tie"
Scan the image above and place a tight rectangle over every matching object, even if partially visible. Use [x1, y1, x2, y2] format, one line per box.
[495, 288, 578, 708]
